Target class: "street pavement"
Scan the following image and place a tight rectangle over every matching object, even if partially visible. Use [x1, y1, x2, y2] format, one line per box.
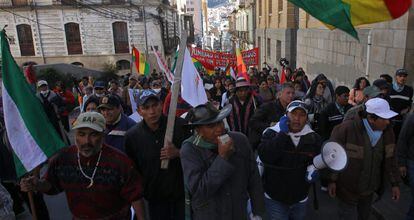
[16, 183, 409, 220]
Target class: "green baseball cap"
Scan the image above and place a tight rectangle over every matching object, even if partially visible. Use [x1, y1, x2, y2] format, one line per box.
[72, 112, 106, 132]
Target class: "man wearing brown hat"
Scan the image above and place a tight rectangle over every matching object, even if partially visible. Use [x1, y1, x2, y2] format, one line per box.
[180, 103, 265, 220]
[20, 112, 145, 220]
[121, 75, 141, 115]
[227, 77, 261, 135]
[98, 94, 136, 152]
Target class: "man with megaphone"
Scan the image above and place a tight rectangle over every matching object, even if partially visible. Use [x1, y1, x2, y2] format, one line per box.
[327, 98, 401, 220]
[258, 100, 322, 219]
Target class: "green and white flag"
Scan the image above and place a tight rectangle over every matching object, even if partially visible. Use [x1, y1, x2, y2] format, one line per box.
[1, 30, 65, 177]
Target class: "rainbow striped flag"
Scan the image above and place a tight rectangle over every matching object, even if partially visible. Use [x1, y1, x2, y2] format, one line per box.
[289, 0, 411, 39]
[132, 46, 150, 76]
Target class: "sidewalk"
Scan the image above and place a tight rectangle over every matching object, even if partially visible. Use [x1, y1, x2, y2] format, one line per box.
[307, 182, 410, 220]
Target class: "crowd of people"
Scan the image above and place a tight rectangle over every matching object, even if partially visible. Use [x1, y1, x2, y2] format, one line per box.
[0, 58, 413, 220]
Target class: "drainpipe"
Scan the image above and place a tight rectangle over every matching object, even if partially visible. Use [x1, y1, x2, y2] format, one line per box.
[33, 0, 46, 64]
[365, 29, 372, 78]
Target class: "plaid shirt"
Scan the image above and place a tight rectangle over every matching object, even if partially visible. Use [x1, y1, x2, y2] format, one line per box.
[0, 183, 13, 217]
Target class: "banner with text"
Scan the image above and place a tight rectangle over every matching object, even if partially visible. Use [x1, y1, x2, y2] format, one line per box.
[190, 47, 259, 69]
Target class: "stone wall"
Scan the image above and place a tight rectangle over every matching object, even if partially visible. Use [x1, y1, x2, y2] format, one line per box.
[297, 10, 414, 87]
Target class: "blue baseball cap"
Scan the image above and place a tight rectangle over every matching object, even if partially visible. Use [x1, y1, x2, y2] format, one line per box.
[137, 89, 160, 106]
[94, 81, 106, 89]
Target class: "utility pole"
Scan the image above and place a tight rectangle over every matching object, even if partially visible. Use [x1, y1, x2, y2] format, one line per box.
[143, 6, 149, 60]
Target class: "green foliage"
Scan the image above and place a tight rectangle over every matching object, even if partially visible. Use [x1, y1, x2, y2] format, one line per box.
[37, 68, 75, 89]
[97, 62, 119, 82]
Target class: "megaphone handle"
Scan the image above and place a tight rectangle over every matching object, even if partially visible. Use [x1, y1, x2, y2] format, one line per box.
[306, 165, 316, 182]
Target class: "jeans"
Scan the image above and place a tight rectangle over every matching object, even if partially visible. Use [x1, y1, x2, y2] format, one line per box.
[407, 160, 414, 220]
[264, 197, 307, 220]
[337, 194, 373, 220]
[147, 198, 185, 220]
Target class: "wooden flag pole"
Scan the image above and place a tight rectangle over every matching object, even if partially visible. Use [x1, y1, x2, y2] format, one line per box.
[161, 32, 188, 169]
[27, 165, 42, 220]
[28, 192, 38, 220]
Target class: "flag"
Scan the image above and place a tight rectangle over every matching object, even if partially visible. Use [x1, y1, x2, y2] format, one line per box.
[151, 45, 174, 83]
[171, 46, 179, 73]
[0, 30, 65, 177]
[280, 67, 287, 84]
[288, 0, 411, 39]
[132, 46, 150, 76]
[181, 48, 208, 107]
[235, 45, 250, 82]
[230, 66, 237, 80]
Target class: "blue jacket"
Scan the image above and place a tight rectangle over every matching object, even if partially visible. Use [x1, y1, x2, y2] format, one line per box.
[104, 114, 136, 152]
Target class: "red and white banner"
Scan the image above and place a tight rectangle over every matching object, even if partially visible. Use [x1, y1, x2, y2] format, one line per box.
[190, 48, 259, 69]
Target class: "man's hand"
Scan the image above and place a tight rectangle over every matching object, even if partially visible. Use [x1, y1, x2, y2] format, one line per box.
[392, 186, 400, 201]
[400, 166, 407, 178]
[20, 176, 39, 192]
[160, 141, 180, 160]
[328, 182, 336, 198]
[218, 137, 234, 160]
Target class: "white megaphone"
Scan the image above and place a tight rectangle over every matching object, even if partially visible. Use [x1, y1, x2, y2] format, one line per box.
[306, 142, 348, 182]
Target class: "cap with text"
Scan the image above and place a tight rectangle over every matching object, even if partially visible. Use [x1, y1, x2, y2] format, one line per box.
[72, 112, 106, 132]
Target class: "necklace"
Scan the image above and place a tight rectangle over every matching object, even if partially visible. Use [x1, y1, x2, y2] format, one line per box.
[77, 149, 102, 189]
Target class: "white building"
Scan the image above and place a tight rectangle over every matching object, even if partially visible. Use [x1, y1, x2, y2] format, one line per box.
[185, 0, 202, 43]
[0, 0, 179, 74]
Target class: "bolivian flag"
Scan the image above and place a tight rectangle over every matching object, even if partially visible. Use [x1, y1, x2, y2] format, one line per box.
[289, 0, 412, 39]
[132, 46, 150, 76]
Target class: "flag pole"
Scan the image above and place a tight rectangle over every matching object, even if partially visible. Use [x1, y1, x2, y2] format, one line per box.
[161, 32, 188, 169]
[130, 44, 134, 74]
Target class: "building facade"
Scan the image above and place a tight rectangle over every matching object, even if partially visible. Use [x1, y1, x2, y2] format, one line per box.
[255, 0, 298, 69]
[0, 0, 179, 74]
[296, 6, 414, 86]
[229, 0, 254, 50]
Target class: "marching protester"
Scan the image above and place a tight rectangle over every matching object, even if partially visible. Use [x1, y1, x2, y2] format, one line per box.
[307, 74, 335, 104]
[36, 80, 64, 137]
[180, 102, 266, 219]
[398, 112, 414, 220]
[258, 100, 322, 219]
[98, 94, 136, 152]
[121, 75, 140, 115]
[249, 82, 295, 149]
[258, 80, 275, 103]
[348, 77, 370, 106]
[20, 112, 145, 220]
[318, 86, 352, 142]
[227, 77, 260, 135]
[343, 85, 382, 121]
[0, 183, 14, 220]
[303, 79, 329, 131]
[108, 79, 123, 97]
[209, 78, 226, 104]
[53, 81, 76, 131]
[92, 81, 107, 99]
[220, 81, 235, 108]
[83, 96, 100, 112]
[328, 98, 401, 220]
[125, 89, 191, 220]
[389, 68, 413, 138]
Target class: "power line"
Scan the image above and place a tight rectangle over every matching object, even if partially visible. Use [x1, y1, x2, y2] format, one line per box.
[0, 8, 104, 39]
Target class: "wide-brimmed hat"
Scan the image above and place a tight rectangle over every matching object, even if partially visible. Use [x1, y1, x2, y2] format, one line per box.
[185, 102, 232, 127]
[235, 77, 250, 88]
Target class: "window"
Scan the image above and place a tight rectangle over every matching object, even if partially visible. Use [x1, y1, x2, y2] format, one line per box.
[267, 38, 271, 57]
[112, 22, 129, 54]
[65, 23, 83, 55]
[16, 24, 35, 56]
[116, 60, 130, 70]
[276, 40, 281, 61]
[12, 0, 28, 6]
[71, 62, 84, 67]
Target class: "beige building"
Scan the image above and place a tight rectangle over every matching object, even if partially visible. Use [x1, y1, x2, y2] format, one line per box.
[255, 0, 298, 69]
[296, 6, 414, 86]
[0, 0, 179, 75]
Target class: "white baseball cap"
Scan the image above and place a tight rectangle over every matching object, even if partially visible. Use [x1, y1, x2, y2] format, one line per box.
[365, 98, 397, 119]
[72, 112, 106, 132]
[37, 80, 48, 88]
